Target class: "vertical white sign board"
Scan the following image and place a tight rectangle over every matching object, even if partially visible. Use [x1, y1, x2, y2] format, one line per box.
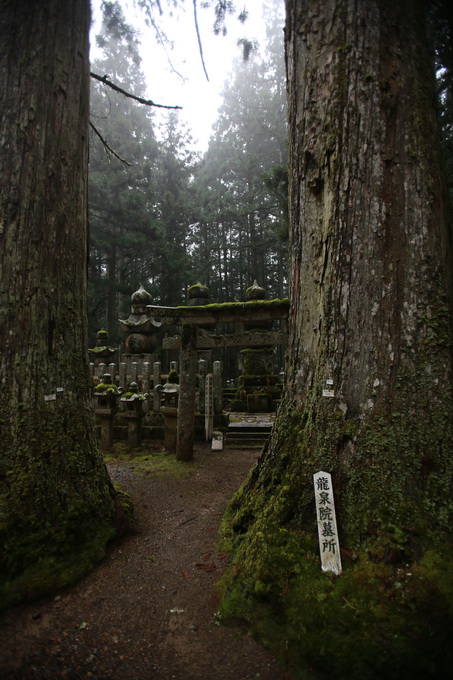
[313, 471, 342, 575]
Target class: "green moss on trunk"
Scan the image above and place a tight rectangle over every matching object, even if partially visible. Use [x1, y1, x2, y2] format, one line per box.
[218, 319, 453, 676]
[0, 398, 133, 610]
[219, 0, 453, 675]
[217, 380, 453, 677]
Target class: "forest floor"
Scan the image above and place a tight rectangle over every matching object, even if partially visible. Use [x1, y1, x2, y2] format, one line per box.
[0, 442, 290, 680]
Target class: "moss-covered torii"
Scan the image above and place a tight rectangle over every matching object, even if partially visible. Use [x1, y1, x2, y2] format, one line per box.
[146, 300, 290, 461]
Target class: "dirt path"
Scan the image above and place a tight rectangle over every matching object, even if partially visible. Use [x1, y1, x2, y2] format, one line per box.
[0, 444, 289, 680]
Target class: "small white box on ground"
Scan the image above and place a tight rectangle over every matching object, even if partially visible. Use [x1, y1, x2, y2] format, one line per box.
[211, 431, 224, 451]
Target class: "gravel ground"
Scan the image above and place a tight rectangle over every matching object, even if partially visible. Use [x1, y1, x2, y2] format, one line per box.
[0, 443, 290, 680]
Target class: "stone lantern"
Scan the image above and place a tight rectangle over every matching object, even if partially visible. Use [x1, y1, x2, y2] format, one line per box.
[120, 381, 146, 448]
[161, 373, 180, 453]
[94, 373, 119, 449]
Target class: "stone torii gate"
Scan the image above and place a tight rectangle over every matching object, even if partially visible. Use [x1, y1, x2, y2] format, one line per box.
[146, 300, 289, 461]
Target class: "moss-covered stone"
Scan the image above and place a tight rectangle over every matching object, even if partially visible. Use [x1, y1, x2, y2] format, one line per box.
[166, 369, 179, 384]
[245, 281, 266, 300]
[187, 282, 210, 299]
[240, 348, 275, 375]
[176, 298, 290, 313]
[94, 382, 119, 394]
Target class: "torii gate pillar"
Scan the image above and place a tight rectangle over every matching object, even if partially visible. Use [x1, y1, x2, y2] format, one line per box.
[176, 324, 197, 461]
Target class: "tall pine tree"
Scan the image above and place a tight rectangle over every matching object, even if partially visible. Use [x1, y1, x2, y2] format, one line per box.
[89, 4, 159, 341]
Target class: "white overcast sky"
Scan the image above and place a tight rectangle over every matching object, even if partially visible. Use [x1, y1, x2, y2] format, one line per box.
[90, 0, 274, 151]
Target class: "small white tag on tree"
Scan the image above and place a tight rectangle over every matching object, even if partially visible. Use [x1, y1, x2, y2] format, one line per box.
[313, 471, 342, 575]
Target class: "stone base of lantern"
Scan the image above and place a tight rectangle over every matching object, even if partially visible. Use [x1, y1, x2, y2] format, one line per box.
[94, 398, 117, 450]
[125, 413, 143, 448]
[162, 406, 178, 453]
[99, 415, 115, 449]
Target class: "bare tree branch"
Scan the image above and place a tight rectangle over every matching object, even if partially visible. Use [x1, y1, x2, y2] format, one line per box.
[193, 0, 209, 82]
[90, 72, 182, 109]
[89, 120, 134, 167]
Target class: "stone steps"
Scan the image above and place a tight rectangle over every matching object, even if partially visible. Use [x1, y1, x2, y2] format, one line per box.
[224, 417, 273, 449]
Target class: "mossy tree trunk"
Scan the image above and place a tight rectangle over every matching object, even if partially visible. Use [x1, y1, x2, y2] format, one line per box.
[0, 0, 121, 609]
[220, 1, 453, 677]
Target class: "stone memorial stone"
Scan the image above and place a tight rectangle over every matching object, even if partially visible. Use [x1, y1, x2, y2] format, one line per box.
[153, 361, 162, 411]
[119, 284, 159, 355]
[88, 329, 117, 365]
[205, 374, 214, 441]
[198, 359, 207, 413]
[213, 360, 223, 414]
[119, 362, 127, 390]
[120, 381, 146, 448]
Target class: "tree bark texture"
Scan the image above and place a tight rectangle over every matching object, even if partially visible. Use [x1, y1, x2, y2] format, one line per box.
[219, 1, 453, 676]
[286, 0, 452, 416]
[0, 0, 118, 608]
[281, 0, 453, 540]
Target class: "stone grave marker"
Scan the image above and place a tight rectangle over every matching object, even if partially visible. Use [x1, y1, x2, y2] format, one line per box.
[205, 373, 214, 441]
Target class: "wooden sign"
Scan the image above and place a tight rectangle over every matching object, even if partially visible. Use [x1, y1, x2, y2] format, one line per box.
[313, 471, 342, 575]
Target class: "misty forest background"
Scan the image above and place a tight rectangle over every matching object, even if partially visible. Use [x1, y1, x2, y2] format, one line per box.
[88, 0, 288, 347]
[88, 0, 453, 349]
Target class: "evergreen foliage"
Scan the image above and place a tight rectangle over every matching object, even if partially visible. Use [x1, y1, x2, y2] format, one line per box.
[190, 3, 288, 302]
[89, 8, 160, 342]
[149, 113, 199, 306]
[431, 1, 453, 200]
[88, 0, 288, 340]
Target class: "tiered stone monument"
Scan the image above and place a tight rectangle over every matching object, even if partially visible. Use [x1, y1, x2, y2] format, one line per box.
[233, 281, 281, 413]
[88, 329, 117, 367]
[118, 284, 160, 379]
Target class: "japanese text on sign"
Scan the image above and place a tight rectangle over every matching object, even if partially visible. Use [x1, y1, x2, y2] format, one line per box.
[313, 471, 342, 575]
